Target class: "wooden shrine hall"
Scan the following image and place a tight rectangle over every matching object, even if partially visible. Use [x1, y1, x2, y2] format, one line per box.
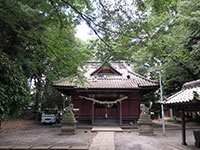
[53, 61, 158, 125]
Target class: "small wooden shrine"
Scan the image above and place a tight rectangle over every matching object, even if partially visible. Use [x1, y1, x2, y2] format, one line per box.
[164, 80, 200, 146]
[53, 61, 158, 125]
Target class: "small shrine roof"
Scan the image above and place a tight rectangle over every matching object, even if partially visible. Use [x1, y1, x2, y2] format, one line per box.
[164, 80, 200, 105]
[53, 61, 158, 89]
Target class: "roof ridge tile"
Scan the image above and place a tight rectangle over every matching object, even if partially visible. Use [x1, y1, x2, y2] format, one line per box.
[182, 79, 200, 89]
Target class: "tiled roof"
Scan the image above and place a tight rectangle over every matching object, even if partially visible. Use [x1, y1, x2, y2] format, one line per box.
[53, 61, 158, 89]
[164, 80, 200, 105]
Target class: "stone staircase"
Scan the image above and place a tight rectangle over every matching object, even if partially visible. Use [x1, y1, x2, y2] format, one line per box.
[94, 119, 119, 126]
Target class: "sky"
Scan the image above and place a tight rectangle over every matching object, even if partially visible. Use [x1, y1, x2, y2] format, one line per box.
[75, 0, 135, 42]
[75, 22, 96, 42]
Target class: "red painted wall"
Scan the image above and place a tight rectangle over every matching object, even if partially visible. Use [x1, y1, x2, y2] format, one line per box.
[122, 100, 140, 116]
[121, 91, 141, 118]
[71, 91, 141, 120]
[73, 100, 82, 115]
[73, 100, 92, 116]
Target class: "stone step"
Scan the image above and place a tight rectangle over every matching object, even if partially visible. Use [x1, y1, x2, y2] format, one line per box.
[50, 146, 71, 150]
[91, 126, 123, 132]
[70, 146, 88, 150]
[0, 146, 88, 150]
[11, 146, 33, 150]
[0, 146, 13, 150]
[30, 146, 51, 150]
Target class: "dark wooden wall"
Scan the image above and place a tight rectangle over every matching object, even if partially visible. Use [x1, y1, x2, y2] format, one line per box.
[121, 91, 141, 120]
[71, 90, 141, 122]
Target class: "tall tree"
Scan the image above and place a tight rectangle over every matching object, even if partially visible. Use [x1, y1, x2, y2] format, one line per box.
[0, 0, 94, 119]
[87, 0, 200, 96]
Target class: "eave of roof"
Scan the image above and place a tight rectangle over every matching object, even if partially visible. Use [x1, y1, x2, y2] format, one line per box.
[53, 76, 158, 90]
[164, 80, 200, 105]
[53, 61, 158, 90]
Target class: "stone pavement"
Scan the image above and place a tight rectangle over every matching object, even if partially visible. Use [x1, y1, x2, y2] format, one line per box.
[89, 132, 115, 150]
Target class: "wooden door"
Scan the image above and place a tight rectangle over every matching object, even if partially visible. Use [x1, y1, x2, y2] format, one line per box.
[95, 103, 118, 119]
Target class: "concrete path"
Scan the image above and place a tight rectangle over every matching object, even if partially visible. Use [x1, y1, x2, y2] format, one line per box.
[89, 132, 115, 150]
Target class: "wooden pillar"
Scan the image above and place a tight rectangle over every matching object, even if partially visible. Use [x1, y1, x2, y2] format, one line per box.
[181, 111, 187, 145]
[120, 102, 122, 126]
[105, 104, 108, 118]
[170, 108, 173, 118]
[92, 102, 95, 125]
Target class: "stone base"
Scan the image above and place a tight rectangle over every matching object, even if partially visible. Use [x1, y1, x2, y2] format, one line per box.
[138, 124, 154, 136]
[61, 124, 76, 135]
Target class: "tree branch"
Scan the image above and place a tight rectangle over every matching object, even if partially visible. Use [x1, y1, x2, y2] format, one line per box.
[15, 29, 83, 76]
[49, 0, 63, 31]
[171, 56, 199, 80]
[61, 0, 113, 52]
[15, 29, 60, 62]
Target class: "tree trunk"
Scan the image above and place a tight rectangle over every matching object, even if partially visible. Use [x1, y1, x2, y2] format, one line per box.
[34, 74, 42, 122]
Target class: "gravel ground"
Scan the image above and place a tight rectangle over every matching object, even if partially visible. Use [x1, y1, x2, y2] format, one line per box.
[0, 121, 199, 150]
[0, 124, 95, 147]
[115, 129, 199, 150]
[0, 120, 35, 132]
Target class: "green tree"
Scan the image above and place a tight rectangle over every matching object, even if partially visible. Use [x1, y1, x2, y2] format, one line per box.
[0, 52, 30, 119]
[88, 0, 200, 97]
[133, 0, 200, 95]
[0, 0, 94, 119]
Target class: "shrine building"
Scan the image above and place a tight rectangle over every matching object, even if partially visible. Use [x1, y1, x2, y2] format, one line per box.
[53, 61, 158, 125]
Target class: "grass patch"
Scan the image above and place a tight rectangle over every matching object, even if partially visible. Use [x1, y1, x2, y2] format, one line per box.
[165, 116, 181, 124]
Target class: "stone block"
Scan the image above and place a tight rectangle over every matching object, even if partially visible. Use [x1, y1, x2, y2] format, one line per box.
[50, 146, 71, 150]
[70, 146, 88, 150]
[30, 146, 51, 150]
[61, 124, 76, 135]
[11, 146, 32, 149]
[0, 146, 13, 150]
[138, 124, 154, 136]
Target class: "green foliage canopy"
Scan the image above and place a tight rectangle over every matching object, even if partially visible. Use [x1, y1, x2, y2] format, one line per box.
[0, 0, 94, 119]
[0, 52, 30, 119]
[88, 0, 200, 97]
